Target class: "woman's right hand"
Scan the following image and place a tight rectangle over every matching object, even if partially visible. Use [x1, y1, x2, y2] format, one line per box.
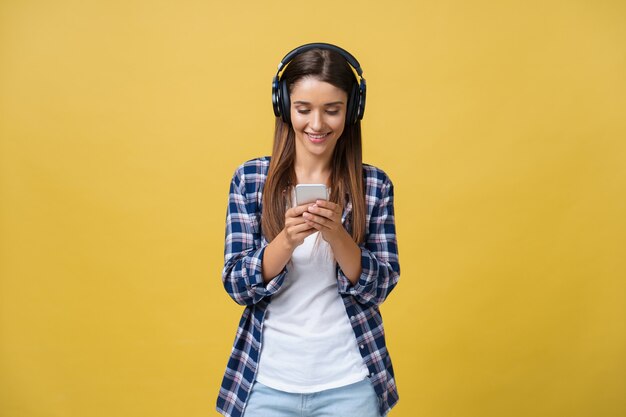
[282, 203, 317, 250]
[261, 203, 316, 282]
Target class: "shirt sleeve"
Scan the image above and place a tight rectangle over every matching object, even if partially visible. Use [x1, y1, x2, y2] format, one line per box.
[336, 175, 400, 307]
[221, 165, 288, 306]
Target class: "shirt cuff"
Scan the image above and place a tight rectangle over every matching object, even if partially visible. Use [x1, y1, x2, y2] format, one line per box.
[336, 245, 377, 296]
[247, 245, 288, 299]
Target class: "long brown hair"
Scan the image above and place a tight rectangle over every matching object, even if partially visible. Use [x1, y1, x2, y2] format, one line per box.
[261, 48, 366, 245]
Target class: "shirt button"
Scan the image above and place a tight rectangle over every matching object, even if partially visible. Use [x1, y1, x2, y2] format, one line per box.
[360, 344, 364, 349]
[350, 316, 355, 321]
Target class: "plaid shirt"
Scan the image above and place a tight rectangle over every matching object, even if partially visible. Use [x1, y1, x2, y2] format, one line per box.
[216, 156, 400, 417]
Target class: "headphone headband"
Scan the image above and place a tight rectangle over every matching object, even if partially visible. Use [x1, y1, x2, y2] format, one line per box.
[272, 42, 367, 126]
[277, 42, 363, 77]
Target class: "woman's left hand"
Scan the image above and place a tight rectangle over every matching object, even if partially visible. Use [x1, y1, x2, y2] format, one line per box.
[303, 199, 363, 283]
[301, 200, 347, 244]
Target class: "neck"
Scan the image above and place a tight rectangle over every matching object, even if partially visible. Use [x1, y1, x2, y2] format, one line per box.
[294, 154, 332, 185]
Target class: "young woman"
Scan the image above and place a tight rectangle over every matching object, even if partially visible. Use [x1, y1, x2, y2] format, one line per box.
[216, 43, 400, 417]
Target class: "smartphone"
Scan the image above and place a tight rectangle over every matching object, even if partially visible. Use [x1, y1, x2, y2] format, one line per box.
[295, 184, 328, 205]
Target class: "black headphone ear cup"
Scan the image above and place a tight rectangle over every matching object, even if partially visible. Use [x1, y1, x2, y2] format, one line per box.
[357, 79, 366, 121]
[280, 79, 291, 125]
[272, 76, 281, 118]
[347, 82, 359, 125]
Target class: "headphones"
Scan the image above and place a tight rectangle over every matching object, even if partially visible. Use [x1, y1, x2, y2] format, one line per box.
[272, 42, 367, 126]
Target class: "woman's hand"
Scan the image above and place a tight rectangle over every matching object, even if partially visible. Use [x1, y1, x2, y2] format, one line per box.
[303, 199, 362, 282]
[282, 204, 317, 250]
[301, 200, 347, 244]
[261, 203, 316, 282]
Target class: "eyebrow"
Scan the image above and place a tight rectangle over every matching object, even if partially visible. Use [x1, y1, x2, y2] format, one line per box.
[292, 100, 345, 106]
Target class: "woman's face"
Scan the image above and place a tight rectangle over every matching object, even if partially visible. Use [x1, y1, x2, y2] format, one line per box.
[289, 77, 348, 164]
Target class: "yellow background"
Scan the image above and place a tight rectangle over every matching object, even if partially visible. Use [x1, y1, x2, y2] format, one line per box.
[1, 0, 625, 416]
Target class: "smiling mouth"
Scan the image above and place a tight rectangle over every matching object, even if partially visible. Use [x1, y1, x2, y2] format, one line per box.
[306, 132, 330, 139]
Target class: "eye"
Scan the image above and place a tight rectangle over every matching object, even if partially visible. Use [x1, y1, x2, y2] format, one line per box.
[326, 110, 339, 115]
[296, 109, 310, 114]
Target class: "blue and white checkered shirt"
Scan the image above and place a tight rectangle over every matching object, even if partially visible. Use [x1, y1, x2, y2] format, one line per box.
[216, 156, 400, 417]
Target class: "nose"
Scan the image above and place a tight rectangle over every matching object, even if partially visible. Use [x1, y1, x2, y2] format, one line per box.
[309, 109, 324, 131]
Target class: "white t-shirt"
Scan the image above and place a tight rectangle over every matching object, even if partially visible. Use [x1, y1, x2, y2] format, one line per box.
[255, 223, 369, 393]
